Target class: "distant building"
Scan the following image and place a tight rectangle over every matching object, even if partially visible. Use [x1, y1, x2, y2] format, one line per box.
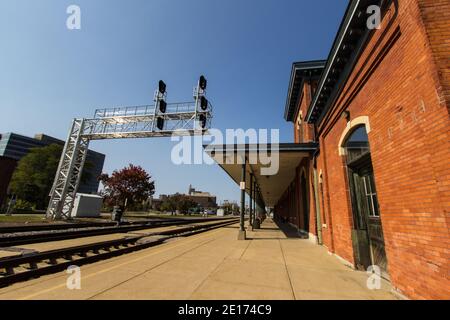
[147, 186, 217, 212]
[186, 185, 217, 208]
[0, 132, 105, 208]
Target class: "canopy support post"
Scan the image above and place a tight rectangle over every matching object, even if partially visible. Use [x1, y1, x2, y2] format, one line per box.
[238, 158, 247, 240]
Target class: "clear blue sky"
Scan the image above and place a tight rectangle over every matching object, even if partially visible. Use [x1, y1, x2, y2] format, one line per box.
[0, 0, 348, 204]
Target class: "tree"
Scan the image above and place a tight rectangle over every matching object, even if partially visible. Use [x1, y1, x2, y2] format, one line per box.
[173, 193, 198, 215]
[160, 197, 176, 215]
[99, 164, 155, 209]
[10, 144, 62, 210]
[160, 193, 198, 215]
[222, 201, 239, 215]
[10, 143, 95, 211]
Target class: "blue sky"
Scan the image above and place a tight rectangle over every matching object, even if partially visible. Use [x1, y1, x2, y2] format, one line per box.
[0, 0, 348, 204]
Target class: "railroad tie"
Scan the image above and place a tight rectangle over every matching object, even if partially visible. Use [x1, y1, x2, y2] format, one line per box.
[5, 267, 15, 275]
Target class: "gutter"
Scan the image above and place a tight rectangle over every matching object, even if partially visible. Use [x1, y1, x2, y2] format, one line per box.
[284, 61, 327, 122]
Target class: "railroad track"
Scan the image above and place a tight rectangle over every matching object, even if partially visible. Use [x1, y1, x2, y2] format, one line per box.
[0, 217, 215, 234]
[0, 218, 238, 288]
[0, 217, 233, 247]
[0, 221, 117, 234]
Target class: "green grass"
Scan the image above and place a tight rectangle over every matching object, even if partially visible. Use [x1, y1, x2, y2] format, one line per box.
[0, 214, 47, 224]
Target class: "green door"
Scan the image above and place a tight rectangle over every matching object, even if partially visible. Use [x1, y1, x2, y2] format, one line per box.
[345, 126, 388, 277]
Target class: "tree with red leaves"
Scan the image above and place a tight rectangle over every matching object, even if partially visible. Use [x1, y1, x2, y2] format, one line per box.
[99, 164, 155, 209]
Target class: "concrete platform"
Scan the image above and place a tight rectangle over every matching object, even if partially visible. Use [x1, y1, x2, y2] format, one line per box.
[0, 219, 397, 300]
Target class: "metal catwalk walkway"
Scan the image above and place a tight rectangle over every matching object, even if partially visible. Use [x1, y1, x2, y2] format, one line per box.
[0, 219, 396, 300]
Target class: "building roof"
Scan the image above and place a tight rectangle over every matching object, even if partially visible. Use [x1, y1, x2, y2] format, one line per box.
[284, 60, 326, 122]
[0, 132, 48, 160]
[305, 0, 391, 124]
[204, 143, 318, 207]
[189, 192, 214, 197]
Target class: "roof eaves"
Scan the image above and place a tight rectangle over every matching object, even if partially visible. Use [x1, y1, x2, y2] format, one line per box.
[284, 60, 326, 122]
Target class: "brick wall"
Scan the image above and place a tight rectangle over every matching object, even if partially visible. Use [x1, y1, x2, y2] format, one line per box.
[417, 0, 450, 109]
[315, 0, 449, 299]
[294, 82, 316, 143]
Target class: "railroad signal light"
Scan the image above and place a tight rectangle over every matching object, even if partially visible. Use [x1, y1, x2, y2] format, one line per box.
[199, 114, 207, 129]
[159, 100, 167, 113]
[199, 75, 207, 90]
[158, 80, 167, 95]
[200, 96, 208, 111]
[156, 117, 164, 130]
[156, 80, 167, 114]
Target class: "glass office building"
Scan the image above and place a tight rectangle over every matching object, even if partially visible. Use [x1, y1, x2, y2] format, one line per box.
[0, 132, 105, 208]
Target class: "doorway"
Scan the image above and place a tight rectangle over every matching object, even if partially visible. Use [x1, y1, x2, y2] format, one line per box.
[344, 126, 388, 277]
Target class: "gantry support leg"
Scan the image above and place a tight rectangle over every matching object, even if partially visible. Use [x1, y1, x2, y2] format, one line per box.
[46, 118, 90, 220]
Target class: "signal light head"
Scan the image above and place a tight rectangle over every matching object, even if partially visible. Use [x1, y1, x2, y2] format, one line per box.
[199, 75, 207, 90]
[200, 96, 208, 110]
[199, 114, 207, 129]
[159, 100, 167, 113]
[156, 117, 164, 130]
[158, 80, 166, 95]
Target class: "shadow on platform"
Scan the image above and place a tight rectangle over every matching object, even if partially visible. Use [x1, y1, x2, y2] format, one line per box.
[246, 219, 309, 241]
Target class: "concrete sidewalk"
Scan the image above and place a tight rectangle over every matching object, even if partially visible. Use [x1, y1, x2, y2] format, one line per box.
[0, 219, 396, 300]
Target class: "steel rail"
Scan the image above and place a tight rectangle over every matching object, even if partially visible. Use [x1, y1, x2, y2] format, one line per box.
[0, 219, 238, 288]
[0, 221, 117, 234]
[0, 217, 234, 247]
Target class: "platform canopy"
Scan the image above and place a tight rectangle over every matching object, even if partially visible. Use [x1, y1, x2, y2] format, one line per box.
[204, 143, 318, 207]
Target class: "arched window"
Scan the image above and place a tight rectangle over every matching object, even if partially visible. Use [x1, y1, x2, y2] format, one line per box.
[344, 125, 379, 219]
[344, 125, 370, 163]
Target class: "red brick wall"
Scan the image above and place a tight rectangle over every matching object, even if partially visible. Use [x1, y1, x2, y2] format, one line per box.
[316, 0, 450, 299]
[0, 157, 17, 208]
[294, 82, 316, 143]
[317, 135, 354, 264]
[417, 0, 450, 109]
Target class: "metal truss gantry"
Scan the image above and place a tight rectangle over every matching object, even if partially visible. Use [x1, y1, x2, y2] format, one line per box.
[46, 82, 213, 220]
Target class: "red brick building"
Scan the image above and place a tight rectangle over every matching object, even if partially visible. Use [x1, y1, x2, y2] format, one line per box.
[277, 0, 449, 299]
